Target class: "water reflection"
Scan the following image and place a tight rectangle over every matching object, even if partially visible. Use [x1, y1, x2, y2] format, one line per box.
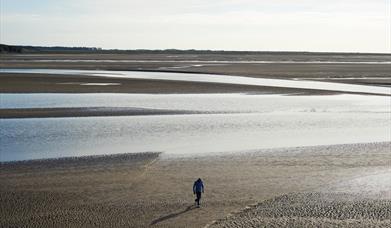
[1, 111, 390, 162]
[1, 69, 390, 161]
[1, 69, 390, 95]
[1, 93, 389, 113]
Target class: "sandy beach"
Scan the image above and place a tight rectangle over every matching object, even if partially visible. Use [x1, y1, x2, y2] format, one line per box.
[2, 0, 391, 226]
[1, 142, 390, 227]
[0, 72, 339, 95]
[1, 53, 390, 87]
[0, 107, 213, 119]
[1, 53, 390, 227]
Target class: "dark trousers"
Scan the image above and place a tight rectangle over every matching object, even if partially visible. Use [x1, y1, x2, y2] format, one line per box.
[195, 192, 202, 205]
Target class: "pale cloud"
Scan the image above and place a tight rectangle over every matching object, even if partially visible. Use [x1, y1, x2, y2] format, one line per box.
[0, 0, 389, 53]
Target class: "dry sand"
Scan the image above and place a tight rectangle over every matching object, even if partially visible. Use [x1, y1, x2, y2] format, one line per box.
[1, 142, 390, 227]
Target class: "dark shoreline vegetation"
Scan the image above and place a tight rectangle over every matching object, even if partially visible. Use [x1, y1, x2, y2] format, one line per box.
[1, 43, 390, 55]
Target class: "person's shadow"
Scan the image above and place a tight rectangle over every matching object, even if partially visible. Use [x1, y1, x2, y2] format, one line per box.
[150, 205, 197, 225]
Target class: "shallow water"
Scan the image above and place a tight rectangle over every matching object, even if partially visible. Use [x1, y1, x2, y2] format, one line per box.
[1, 93, 390, 162]
[1, 69, 390, 95]
[1, 93, 389, 113]
[2, 59, 391, 64]
[1, 112, 390, 162]
[1, 69, 390, 161]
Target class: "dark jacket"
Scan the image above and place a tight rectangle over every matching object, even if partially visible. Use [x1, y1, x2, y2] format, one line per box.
[193, 179, 204, 193]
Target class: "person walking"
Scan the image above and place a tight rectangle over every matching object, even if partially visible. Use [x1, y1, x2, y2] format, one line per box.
[193, 178, 204, 207]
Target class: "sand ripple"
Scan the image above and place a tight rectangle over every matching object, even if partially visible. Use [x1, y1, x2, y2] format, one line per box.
[209, 192, 391, 227]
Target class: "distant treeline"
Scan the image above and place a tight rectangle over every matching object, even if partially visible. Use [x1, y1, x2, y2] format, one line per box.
[0, 44, 101, 53]
[1, 44, 389, 55]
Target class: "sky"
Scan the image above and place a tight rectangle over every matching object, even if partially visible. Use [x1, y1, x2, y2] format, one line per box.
[1, 0, 390, 53]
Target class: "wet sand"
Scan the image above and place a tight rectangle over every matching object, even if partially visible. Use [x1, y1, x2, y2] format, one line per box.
[210, 193, 391, 227]
[1, 142, 390, 227]
[1, 53, 390, 90]
[1, 53, 390, 227]
[0, 72, 338, 95]
[0, 107, 212, 119]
